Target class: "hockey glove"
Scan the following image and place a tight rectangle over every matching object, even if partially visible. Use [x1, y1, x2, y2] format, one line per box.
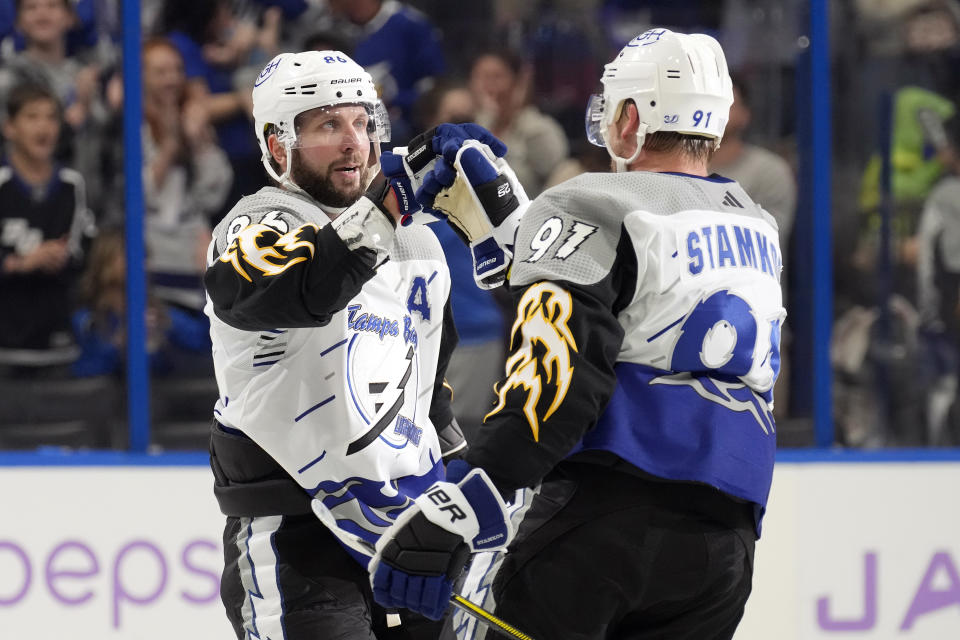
[384, 124, 508, 226]
[380, 149, 425, 218]
[417, 140, 529, 289]
[369, 460, 514, 620]
[329, 174, 398, 267]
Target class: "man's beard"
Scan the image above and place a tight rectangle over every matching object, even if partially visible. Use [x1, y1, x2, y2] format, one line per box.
[290, 149, 370, 208]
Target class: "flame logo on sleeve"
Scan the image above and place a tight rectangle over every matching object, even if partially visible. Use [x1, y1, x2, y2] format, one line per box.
[219, 223, 318, 282]
[485, 282, 578, 441]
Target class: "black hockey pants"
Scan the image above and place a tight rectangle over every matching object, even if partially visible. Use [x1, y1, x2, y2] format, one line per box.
[443, 460, 756, 640]
[220, 513, 444, 639]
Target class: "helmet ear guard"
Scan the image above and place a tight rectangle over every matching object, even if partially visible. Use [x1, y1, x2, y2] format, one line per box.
[585, 29, 733, 172]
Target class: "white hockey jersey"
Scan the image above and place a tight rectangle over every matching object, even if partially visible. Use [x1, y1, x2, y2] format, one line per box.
[204, 186, 458, 552]
[468, 171, 785, 527]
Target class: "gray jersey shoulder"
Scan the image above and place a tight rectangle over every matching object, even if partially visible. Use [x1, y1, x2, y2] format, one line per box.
[212, 186, 331, 253]
[511, 171, 775, 287]
[393, 223, 446, 265]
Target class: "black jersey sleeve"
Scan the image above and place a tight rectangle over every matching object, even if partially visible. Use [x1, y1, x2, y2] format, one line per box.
[464, 230, 637, 493]
[205, 221, 379, 330]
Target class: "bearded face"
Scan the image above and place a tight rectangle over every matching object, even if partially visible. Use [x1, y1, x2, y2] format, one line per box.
[285, 104, 374, 208]
[290, 146, 371, 207]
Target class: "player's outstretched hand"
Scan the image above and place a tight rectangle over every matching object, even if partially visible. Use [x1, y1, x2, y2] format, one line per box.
[369, 461, 514, 620]
[415, 139, 529, 288]
[381, 124, 508, 225]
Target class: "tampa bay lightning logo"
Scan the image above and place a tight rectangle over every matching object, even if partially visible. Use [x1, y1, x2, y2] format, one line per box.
[628, 29, 668, 47]
[254, 57, 282, 87]
[344, 332, 421, 455]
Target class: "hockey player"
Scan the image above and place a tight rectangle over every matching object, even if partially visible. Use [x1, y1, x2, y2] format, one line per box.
[369, 29, 785, 640]
[203, 50, 513, 639]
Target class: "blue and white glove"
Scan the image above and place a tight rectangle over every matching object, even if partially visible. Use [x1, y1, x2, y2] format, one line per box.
[381, 124, 508, 225]
[380, 150, 422, 218]
[417, 140, 529, 289]
[369, 460, 514, 620]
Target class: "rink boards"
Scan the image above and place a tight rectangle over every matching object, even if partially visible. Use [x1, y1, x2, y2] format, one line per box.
[0, 451, 958, 639]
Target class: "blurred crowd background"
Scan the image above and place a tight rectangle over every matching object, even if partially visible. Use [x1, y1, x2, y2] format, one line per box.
[1, 0, 959, 452]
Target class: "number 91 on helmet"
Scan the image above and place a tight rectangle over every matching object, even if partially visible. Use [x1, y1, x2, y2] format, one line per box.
[251, 51, 391, 188]
[584, 29, 733, 170]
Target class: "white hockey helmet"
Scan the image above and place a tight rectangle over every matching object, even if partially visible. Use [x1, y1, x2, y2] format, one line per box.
[251, 50, 390, 190]
[585, 28, 733, 171]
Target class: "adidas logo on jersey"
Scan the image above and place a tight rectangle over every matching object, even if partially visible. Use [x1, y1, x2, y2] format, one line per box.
[721, 191, 744, 208]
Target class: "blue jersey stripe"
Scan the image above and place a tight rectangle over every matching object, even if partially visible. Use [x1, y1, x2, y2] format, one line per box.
[569, 362, 776, 516]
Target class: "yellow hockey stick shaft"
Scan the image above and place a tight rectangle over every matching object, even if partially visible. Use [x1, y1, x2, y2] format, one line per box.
[450, 593, 537, 640]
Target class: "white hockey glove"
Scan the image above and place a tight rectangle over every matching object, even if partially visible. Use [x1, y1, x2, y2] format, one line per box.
[380, 124, 508, 224]
[330, 174, 399, 267]
[417, 140, 529, 289]
[369, 460, 514, 620]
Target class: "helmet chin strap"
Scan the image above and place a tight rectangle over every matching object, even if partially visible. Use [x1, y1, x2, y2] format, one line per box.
[606, 122, 648, 173]
[263, 141, 311, 198]
[366, 141, 382, 190]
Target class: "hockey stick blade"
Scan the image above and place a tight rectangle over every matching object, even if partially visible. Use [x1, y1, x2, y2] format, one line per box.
[311, 500, 537, 639]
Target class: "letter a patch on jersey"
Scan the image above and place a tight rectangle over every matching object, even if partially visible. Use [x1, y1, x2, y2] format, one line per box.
[485, 282, 577, 441]
[407, 276, 430, 320]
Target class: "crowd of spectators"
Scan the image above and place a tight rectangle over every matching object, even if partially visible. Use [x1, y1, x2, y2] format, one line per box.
[1, 0, 958, 449]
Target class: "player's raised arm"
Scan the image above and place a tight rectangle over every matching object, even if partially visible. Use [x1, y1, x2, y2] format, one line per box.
[204, 176, 397, 331]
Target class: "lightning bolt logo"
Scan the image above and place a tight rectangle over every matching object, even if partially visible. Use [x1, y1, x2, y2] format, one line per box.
[485, 282, 577, 441]
[219, 223, 317, 282]
[346, 345, 414, 455]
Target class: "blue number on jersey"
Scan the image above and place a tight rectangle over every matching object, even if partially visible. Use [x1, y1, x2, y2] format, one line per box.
[406, 277, 430, 321]
[672, 290, 758, 377]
